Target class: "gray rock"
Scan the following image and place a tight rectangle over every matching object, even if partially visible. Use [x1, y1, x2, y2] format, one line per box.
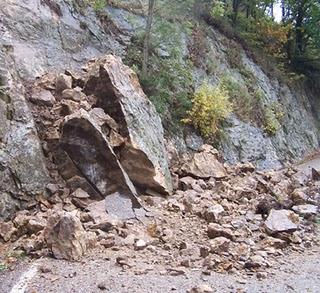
[60, 109, 143, 219]
[30, 90, 56, 106]
[84, 55, 172, 195]
[204, 204, 225, 223]
[0, 45, 50, 220]
[185, 133, 203, 151]
[265, 209, 299, 234]
[292, 205, 318, 217]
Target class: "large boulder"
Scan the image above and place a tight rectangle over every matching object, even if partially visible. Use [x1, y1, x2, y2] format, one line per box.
[60, 109, 143, 219]
[83, 55, 172, 195]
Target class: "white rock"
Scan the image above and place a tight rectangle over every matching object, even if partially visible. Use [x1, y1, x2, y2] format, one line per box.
[265, 209, 299, 234]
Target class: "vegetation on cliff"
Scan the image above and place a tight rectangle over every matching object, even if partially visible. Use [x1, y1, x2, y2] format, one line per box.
[87, 0, 320, 139]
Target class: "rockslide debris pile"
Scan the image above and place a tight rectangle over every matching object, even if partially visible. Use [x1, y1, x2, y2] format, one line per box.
[0, 55, 319, 276]
[29, 54, 172, 220]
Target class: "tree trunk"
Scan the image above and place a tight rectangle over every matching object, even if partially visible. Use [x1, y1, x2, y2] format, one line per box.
[232, 0, 241, 25]
[142, 0, 156, 77]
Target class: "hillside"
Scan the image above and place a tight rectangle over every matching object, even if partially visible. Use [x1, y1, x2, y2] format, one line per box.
[0, 1, 319, 292]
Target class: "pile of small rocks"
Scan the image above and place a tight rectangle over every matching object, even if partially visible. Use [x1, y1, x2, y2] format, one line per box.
[0, 142, 319, 278]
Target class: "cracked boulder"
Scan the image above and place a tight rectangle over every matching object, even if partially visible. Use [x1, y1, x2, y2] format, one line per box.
[60, 109, 143, 219]
[83, 55, 172, 195]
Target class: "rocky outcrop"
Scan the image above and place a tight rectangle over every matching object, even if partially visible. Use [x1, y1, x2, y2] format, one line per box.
[84, 55, 173, 195]
[0, 44, 50, 220]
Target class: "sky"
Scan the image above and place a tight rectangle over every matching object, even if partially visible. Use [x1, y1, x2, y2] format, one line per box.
[274, 1, 283, 22]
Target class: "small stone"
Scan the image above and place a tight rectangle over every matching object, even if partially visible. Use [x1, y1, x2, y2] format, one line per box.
[135, 239, 147, 250]
[98, 282, 107, 290]
[207, 223, 234, 240]
[0, 221, 17, 242]
[61, 87, 86, 102]
[179, 176, 196, 191]
[55, 74, 72, 93]
[46, 183, 59, 195]
[256, 272, 267, 280]
[100, 238, 115, 248]
[244, 255, 266, 269]
[71, 188, 90, 199]
[200, 246, 210, 258]
[168, 268, 186, 276]
[39, 265, 52, 273]
[209, 237, 230, 253]
[30, 90, 56, 106]
[189, 284, 214, 293]
[203, 205, 225, 223]
[291, 189, 308, 205]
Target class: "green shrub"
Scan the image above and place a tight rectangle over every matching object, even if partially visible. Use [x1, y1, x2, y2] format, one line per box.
[183, 81, 232, 138]
[263, 106, 281, 136]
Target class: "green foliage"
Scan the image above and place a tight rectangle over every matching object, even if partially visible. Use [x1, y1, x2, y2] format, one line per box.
[211, 0, 226, 18]
[259, 101, 284, 136]
[125, 17, 194, 122]
[183, 81, 232, 138]
[221, 75, 264, 124]
[263, 106, 281, 136]
[0, 263, 7, 272]
[85, 0, 107, 11]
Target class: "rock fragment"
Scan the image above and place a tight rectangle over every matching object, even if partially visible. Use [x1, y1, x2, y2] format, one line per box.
[55, 74, 72, 93]
[44, 211, 93, 260]
[30, 90, 56, 106]
[265, 209, 299, 234]
[189, 284, 214, 293]
[0, 220, 17, 242]
[207, 223, 234, 240]
[84, 55, 172, 195]
[203, 204, 225, 223]
[181, 145, 226, 179]
[292, 204, 318, 217]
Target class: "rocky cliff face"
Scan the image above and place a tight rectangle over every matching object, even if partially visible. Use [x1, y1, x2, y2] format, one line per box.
[0, 0, 319, 219]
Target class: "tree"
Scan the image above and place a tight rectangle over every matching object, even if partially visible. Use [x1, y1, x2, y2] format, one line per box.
[142, 0, 156, 76]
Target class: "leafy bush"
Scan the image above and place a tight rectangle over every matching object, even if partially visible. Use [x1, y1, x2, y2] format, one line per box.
[183, 81, 232, 138]
[221, 75, 263, 123]
[262, 102, 284, 136]
[84, 0, 107, 11]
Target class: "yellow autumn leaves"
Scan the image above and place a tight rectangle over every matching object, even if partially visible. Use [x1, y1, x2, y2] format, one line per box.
[183, 81, 232, 138]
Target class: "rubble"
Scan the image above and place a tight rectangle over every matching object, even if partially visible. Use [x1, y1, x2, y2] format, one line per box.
[0, 55, 319, 278]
